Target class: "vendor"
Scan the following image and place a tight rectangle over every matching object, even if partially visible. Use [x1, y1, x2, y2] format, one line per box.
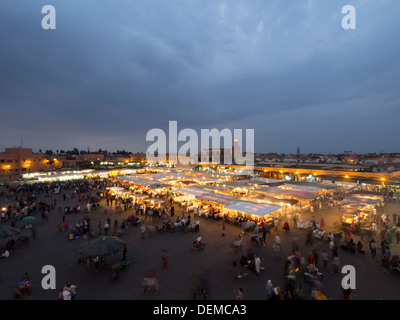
[1, 250, 10, 259]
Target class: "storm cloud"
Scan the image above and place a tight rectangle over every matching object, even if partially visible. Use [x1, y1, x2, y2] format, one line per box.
[0, 0, 399, 154]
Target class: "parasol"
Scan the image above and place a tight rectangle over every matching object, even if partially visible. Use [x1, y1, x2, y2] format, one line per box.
[22, 216, 36, 222]
[79, 236, 126, 258]
[0, 226, 21, 239]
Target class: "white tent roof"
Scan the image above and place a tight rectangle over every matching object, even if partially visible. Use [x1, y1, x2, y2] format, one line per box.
[343, 197, 380, 205]
[106, 187, 125, 192]
[222, 181, 254, 189]
[282, 184, 323, 193]
[119, 176, 155, 187]
[195, 192, 238, 205]
[173, 187, 209, 197]
[148, 198, 165, 204]
[224, 201, 283, 216]
[133, 194, 149, 199]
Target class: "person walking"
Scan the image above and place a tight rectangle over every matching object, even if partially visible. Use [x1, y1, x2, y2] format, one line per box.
[370, 239, 377, 258]
[382, 255, 390, 274]
[332, 253, 340, 275]
[274, 218, 279, 232]
[31, 226, 37, 239]
[272, 287, 281, 300]
[254, 254, 261, 276]
[57, 222, 63, 234]
[161, 250, 169, 269]
[294, 284, 303, 300]
[266, 280, 274, 300]
[322, 250, 329, 270]
[283, 220, 290, 232]
[262, 226, 267, 246]
[122, 247, 127, 261]
[140, 225, 146, 239]
[104, 221, 109, 235]
[275, 234, 281, 251]
[234, 288, 243, 300]
[312, 216, 317, 230]
[293, 213, 298, 228]
[272, 242, 280, 260]
[63, 281, 78, 300]
[306, 230, 314, 247]
[98, 220, 102, 235]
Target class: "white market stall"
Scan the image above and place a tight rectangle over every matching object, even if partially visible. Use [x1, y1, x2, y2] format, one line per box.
[223, 201, 283, 223]
[171, 187, 207, 208]
[194, 192, 239, 217]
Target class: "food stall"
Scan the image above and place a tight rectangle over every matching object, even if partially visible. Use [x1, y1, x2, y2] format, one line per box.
[220, 181, 254, 196]
[255, 186, 317, 212]
[339, 205, 371, 232]
[147, 183, 172, 197]
[223, 200, 283, 225]
[194, 192, 239, 218]
[170, 187, 206, 209]
[132, 194, 149, 204]
[145, 197, 165, 210]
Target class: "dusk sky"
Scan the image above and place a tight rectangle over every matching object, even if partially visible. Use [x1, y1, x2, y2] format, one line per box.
[0, 0, 399, 154]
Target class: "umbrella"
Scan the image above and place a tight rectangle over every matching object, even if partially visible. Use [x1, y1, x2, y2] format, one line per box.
[79, 236, 126, 258]
[22, 216, 36, 222]
[0, 226, 21, 239]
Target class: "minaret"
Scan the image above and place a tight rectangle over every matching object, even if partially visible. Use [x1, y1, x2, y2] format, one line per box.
[297, 147, 300, 157]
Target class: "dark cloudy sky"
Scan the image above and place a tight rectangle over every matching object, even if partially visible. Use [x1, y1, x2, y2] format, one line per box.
[0, 0, 399, 154]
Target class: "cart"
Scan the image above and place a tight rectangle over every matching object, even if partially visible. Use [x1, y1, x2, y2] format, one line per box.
[297, 220, 312, 229]
[313, 229, 325, 240]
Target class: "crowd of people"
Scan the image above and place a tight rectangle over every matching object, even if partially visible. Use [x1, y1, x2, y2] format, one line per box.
[0, 174, 399, 300]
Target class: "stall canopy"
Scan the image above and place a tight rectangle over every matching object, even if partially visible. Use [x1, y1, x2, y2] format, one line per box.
[133, 194, 149, 199]
[173, 187, 209, 197]
[236, 180, 270, 187]
[282, 184, 323, 193]
[195, 192, 238, 205]
[343, 197, 380, 205]
[122, 177, 155, 187]
[340, 208, 362, 215]
[148, 198, 165, 204]
[352, 194, 382, 200]
[244, 194, 298, 206]
[148, 183, 172, 190]
[256, 187, 316, 200]
[224, 201, 283, 216]
[178, 180, 197, 185]
[106, 187, 125, 192]
[252, 178, 282, 184]
[222, 181, 255, 189]
[287, 181, 341, 190]
[193, 185, 232, 193]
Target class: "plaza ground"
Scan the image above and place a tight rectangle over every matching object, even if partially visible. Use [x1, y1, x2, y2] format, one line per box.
[1, 192, 400, 300]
